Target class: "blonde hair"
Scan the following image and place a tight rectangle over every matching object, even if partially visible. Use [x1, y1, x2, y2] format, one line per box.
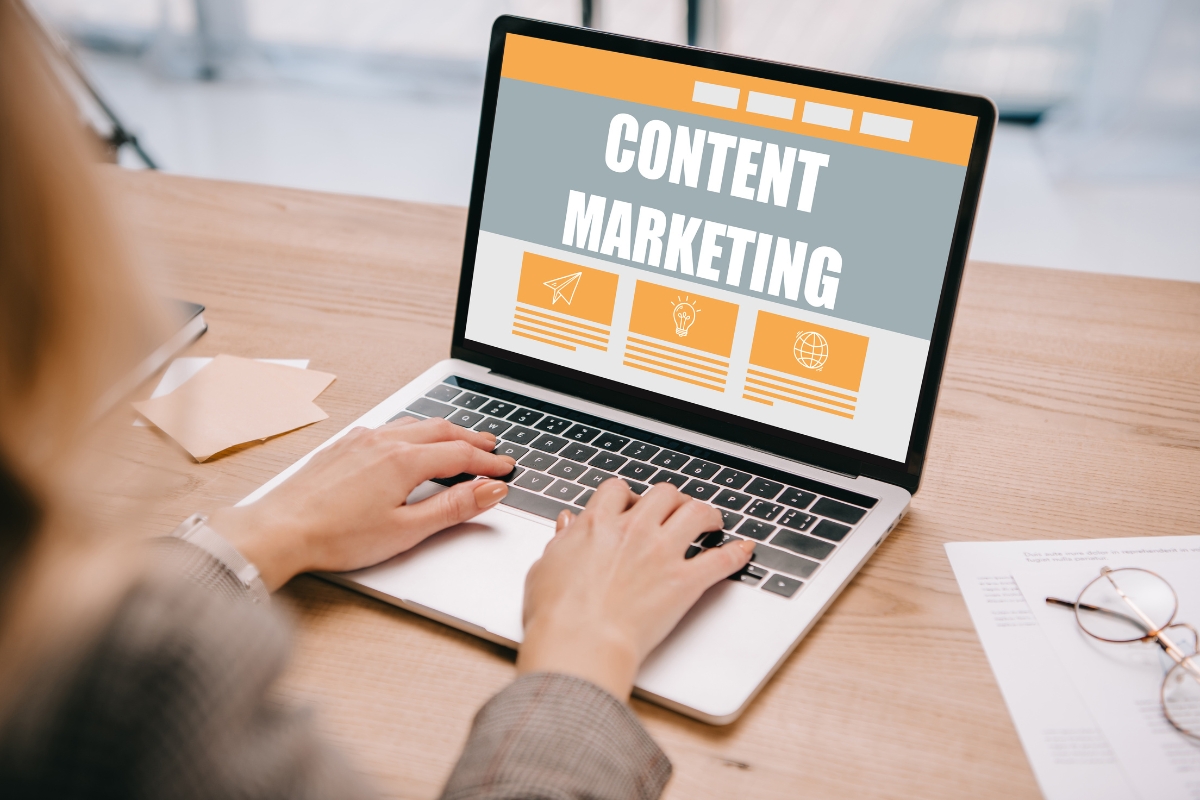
[0, 0, 166, 718]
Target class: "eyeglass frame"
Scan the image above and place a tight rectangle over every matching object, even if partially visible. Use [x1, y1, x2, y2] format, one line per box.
[1046, 566, 1200, 740]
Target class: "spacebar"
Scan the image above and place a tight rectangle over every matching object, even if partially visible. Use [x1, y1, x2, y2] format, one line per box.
[500, 486, 573, 521]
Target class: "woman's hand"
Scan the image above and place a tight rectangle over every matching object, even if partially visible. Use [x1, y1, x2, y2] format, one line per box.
[208, 417, 515, 591]
[517, 478, 755, 700]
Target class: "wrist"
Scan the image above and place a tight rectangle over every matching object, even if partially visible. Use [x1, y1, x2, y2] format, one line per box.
[517, 615, 639, 701]
[207, 504, 306, 592]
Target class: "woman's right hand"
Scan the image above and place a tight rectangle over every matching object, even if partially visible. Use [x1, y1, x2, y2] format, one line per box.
[516, 478, 755, 700]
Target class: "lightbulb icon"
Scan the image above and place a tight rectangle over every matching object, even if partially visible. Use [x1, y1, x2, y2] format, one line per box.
[671, 296, 698, 337]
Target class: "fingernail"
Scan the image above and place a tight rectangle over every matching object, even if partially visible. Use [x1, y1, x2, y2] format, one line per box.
[556, 510, 571, 531]
[474, 480, 507, 509]
[738, 539, 757, 555]
[480, 432, 498, 446]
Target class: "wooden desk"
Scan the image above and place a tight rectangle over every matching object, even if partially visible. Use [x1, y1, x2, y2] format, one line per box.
[104, 167, 1200, 800]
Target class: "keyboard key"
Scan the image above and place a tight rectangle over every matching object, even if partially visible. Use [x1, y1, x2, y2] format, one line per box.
[431, 472, 475, 487]
[681, 458, 721, 480]
[628, 481, 649, 495]
[425, 384, 461, 402]
[685, 545, 702, 560]
[387, 411, 424, 423]
[448, 409, 485, 428]
[770, 529, 836, 561]
[574, 489, 595, 507]
[514, 471, 555, 492]
[593, 433, 630, 452]
[564, 424, 601, 443]
[493, 442, 529, 460]
[745, 478, 783, 499]
[453, 392, 489, 410]
[560, 443, 598, 463]
[701, 531, 741, 548]
[650, 449, 688, 470]
[713, 468, 752, 489]
[589, 452, 628, 472]
[501, 486, 573, 520]
[535, 416, 572, 434]
[719, 510, 744, 531]
[745, 499, 783, 521]
[406, 397, 454, 418]
[480, 400, 517, 418]
[811, 497, 869, 525]
[618, 461, 657, 482]
[779, 487, 818, 509]
[531, 434, 569, 454]
[622, 441, 660, 461]
[548, 460, 588, 480]
[712, 489, 750, 511]
[498, 466, 523, 483]
[508, 408, 543, 426]
[545, 480, 585, 501]
[728, 563, 768, 584]
[681, 480, 718, 501]
[518, 452, 558, 471]
[561, 443, 600, 462]
[751, 546, 818, 579]
[778, 509, 817, 531]
[811, 519, 852, 542]
[475, 417, 512, 436]
[578, 469, 615, 489]
[648, 470, 687, 488]
[737, 519, 776, 541]
[762, 574, 803, 597]
[501, 425, 539, 445]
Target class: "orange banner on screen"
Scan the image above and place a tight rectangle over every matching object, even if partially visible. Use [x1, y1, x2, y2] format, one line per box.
[501, 34, 976, 166]
[623, 280, 739, 392]
[744, 311, 868, 418]
[512, 253, 619, 352]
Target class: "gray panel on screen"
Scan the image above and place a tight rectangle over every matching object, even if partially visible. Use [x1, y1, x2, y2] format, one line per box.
[479, 78, 969, 340]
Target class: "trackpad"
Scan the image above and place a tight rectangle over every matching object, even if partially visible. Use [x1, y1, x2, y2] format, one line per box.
[336, 486, 554, 644]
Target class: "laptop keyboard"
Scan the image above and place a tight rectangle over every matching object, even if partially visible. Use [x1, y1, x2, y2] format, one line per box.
[392, 376, 879, 600]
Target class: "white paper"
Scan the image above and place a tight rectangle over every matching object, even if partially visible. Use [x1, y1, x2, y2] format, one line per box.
[134, 358, 309, 426]
[1014, 544, 1200, 800]
[946, 540, 1137, 800]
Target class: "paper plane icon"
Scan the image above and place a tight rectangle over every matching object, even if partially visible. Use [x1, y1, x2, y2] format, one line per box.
[544, 272, 582, 305]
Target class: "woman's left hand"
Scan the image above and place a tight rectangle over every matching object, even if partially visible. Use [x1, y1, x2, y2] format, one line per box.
[207, 416, 515, 591]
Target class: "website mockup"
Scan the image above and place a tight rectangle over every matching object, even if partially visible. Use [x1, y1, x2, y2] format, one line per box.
[464, 34, 977, 463]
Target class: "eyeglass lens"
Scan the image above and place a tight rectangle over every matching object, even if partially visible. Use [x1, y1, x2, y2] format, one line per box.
[1163, 655, 1200, 738]
[1076, 568, 1177, 643]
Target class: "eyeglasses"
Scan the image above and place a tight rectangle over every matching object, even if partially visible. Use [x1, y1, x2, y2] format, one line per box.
[1047, 566, 1200, 740]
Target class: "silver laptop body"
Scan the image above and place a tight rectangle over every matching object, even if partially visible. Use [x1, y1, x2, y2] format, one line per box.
[241, 18, 994, 724]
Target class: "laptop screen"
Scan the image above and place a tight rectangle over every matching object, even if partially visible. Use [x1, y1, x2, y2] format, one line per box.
[463, 33, 979, 464]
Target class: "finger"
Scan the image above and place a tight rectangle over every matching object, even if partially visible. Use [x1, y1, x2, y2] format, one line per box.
[398, 479, 508, 540]
[408, 440, 515, 480]
[381, 417, 497, 451]
[382, 415, 421, 429]
[555, 509, 574, 533]
[586, 477, 635, 517]
[661, 497, 724, 546]
[626, 481, 689, 526]
[688, 539, 756, 587]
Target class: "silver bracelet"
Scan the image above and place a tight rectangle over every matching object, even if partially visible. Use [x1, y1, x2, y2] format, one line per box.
[170, 512, 271, 605]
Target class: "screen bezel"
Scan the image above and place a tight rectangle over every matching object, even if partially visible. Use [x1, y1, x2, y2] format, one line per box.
[450, 15, 996, 494]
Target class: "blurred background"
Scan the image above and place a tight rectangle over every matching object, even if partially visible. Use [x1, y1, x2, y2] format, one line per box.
[30, 0, 1200, 281]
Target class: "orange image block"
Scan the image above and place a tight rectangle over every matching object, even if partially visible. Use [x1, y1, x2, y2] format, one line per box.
[749, 310, 869, 393]
[516, 252, 619, 325]
[628, 280, 739, 358]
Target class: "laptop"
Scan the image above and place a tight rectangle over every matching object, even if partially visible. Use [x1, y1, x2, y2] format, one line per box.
[241, 16, 995, 724]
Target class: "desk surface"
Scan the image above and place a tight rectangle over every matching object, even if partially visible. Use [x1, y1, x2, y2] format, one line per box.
[103, 167, 1200, 800]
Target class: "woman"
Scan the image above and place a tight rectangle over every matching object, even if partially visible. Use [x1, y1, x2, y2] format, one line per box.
[0, 2, 754, 797]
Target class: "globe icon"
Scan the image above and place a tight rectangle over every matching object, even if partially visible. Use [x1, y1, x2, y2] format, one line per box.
[793, 331, 829, 370]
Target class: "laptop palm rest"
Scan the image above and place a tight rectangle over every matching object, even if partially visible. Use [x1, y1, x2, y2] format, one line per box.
[331, 482, 553, 645]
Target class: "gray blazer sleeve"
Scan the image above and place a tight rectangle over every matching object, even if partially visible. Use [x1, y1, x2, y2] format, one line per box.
[441, 672, 672, 800]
